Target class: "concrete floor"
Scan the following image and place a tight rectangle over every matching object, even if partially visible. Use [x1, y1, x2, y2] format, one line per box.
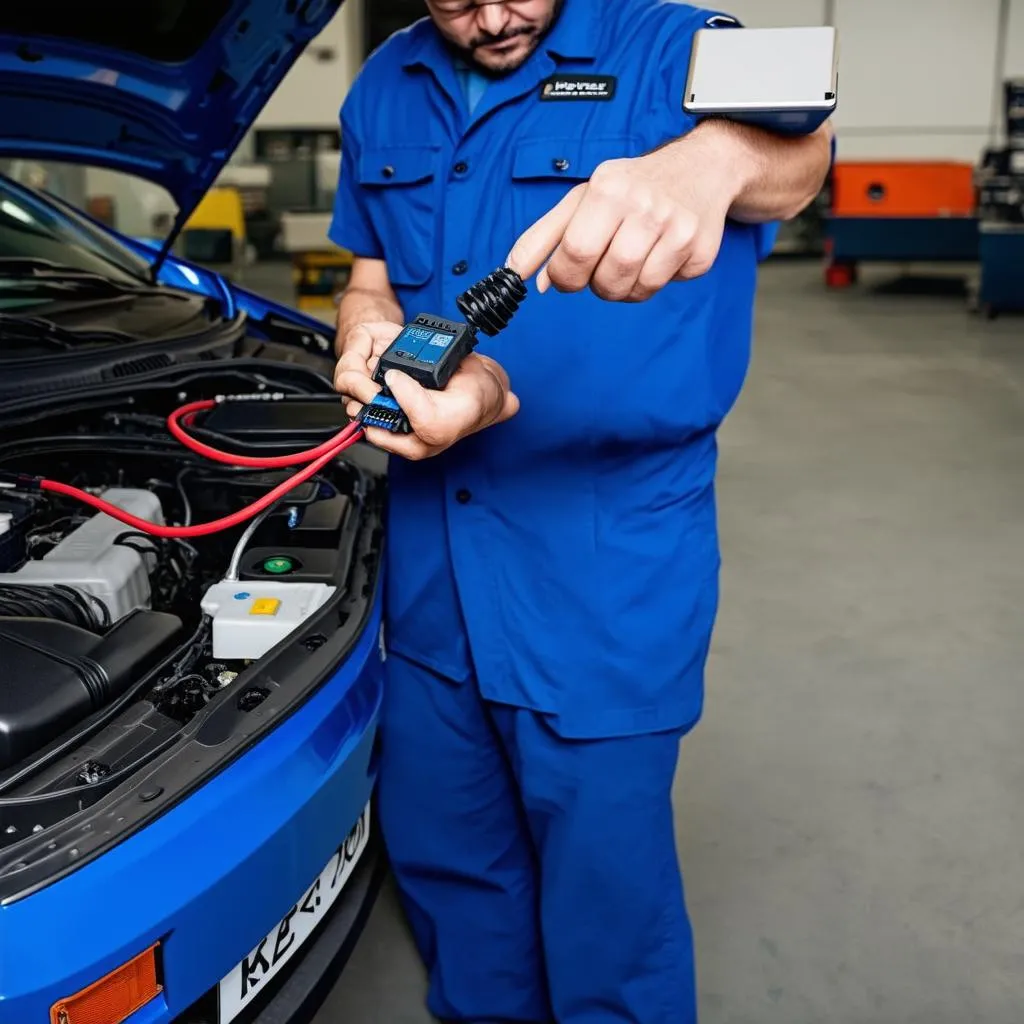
[309, 261, 1024, 1023]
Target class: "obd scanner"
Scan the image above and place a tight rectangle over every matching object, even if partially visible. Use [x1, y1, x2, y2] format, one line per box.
[361, 315, 476, 433]
[360, 266, 527, 435]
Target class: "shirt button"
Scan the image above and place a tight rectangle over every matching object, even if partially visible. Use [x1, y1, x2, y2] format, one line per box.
[452, 260, 469, 275]
[455, 489, 472, 504]
[382, 165, 396, 178]
[553, 158, 570, 172]
[453, 161, 469, 175]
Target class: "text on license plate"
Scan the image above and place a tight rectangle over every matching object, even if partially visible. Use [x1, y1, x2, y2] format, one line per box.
[218, 801, 371, 1023]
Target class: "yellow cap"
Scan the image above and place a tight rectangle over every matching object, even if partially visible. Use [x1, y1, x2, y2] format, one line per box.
[250, 597, 281, 616]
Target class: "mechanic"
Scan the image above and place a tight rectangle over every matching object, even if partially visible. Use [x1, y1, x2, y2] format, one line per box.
[331, 1, 834, 1020]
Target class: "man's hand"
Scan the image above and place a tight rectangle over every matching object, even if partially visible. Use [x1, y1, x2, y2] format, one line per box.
[334, 320, 519, 460]
[507, 119, 832, 302]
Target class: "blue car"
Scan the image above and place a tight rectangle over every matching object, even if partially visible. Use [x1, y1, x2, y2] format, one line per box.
[0, 3, 388, 1022]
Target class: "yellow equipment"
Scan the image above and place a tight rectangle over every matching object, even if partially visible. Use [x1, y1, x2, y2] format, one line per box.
[179, 186, 248, 279]
[292, 249, 353, 315]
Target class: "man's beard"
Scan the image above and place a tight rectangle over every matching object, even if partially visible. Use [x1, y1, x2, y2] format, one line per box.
[449, 0, 565, 77]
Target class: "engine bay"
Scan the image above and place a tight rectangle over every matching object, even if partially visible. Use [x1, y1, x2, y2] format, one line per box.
[0, 361, 384, 858]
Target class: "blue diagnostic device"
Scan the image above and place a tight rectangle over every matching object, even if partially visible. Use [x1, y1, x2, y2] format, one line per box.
[360, 314, 478, 434]
[358, 267, 527, 435]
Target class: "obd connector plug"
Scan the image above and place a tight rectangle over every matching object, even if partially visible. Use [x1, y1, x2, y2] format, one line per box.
[359, 266, 526, 434]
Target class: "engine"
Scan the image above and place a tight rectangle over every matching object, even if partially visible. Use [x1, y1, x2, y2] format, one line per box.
[0, 361, 386, 866]
[0, 464, 355, 774]
[0, 487, 165, 623]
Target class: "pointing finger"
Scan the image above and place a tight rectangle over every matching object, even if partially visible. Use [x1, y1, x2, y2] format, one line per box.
[506, 184, 586, 284]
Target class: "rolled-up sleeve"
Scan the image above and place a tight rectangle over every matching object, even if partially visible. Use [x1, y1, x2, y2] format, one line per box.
[328, 93, 384, 259]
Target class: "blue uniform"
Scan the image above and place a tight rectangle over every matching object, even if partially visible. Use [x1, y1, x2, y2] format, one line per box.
[331, 1, 778, 1019]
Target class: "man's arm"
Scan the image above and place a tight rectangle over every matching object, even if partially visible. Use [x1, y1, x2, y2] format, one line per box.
[684, 118, 834, 224]
[507, 117, 834, 303]
[334, 257, 404, 356]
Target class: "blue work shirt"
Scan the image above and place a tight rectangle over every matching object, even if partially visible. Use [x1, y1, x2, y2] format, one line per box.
[330, 0, 778, 739]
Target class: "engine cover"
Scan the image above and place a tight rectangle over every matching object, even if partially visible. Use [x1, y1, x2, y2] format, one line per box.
[0, 609, 182, 770]
[0, 488, 163, 622]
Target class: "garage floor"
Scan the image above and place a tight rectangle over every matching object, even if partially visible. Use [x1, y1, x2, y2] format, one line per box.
[302, 261, 1024, 1023]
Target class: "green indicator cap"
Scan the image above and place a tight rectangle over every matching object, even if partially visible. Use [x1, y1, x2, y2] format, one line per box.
[263, 556, 294, 575]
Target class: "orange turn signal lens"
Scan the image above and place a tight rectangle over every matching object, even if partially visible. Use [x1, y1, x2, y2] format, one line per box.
[50, 942, 162, 1024]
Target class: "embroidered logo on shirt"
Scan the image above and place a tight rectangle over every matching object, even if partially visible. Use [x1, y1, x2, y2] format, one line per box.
[539, 74, 617, 101]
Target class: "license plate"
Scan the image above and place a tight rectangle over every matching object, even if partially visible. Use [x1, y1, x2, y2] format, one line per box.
[218, 801, 371, 1023]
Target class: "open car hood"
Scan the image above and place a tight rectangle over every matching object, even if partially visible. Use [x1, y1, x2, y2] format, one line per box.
[0, 0, 344, 228]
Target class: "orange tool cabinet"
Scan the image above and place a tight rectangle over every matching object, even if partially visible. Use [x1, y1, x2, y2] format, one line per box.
[823, 161, 981, 288]
[831, 161, 977, 218]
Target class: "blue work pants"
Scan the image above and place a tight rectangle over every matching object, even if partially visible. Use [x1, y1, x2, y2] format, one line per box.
[377, 653, 697, 1023]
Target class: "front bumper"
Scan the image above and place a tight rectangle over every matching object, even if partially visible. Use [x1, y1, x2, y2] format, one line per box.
[178, 827, 386, 1024]
[0, 600, 384, 1023]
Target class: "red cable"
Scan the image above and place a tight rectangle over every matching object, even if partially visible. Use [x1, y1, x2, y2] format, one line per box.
[168, 399, 361, 469]
[40, 429, 362, 538]
[35, 398, 366, 539]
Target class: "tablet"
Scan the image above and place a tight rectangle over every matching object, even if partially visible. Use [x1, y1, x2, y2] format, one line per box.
[684, 25, 839, 135]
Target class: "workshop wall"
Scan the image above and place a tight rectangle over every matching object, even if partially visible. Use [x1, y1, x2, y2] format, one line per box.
[724, 0, 827, 28]
[735, 0, 1016, 162]
[254, 0, 366, 129]
[831, 0, 1006, 161]
[1007, 0, 1024, 76]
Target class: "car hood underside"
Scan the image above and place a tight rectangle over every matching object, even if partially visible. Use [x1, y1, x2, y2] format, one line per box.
[0, 0, 345, 225]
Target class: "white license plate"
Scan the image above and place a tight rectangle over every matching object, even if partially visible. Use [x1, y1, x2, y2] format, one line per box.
[218, 801, 371, 1023]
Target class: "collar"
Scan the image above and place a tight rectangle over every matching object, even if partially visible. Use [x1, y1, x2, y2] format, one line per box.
[402, 0, 598, 74]
[543, 0, 599, 62]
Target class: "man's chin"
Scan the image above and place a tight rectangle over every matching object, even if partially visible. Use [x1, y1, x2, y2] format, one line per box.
[471, 38, 536, 75]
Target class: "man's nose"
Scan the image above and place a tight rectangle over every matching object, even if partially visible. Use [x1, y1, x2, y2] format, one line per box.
[476, 3, 513, 36]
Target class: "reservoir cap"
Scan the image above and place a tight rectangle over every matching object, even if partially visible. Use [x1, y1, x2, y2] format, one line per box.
[262, 556, 295, 575]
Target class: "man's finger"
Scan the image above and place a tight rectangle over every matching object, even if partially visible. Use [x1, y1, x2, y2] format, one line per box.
[337, 321, 402, 362]
[336, 346, 371, 376]
[469, 360, 517, 428]
[542, 192, 624, 295]
[367, 320, 403, 354]
[333, 350, 373, 393]
[360, 425, 438, 461]
[495, 389, 520, 425]
[581, 212, 657, 301]
[506, 184, 586, 283]
[470, 352, 512, 393]
[382, 369, 451, 444]
[337, 323, 372, 361]
[334, 368, 382, 406]
[631, 215, 698, 297]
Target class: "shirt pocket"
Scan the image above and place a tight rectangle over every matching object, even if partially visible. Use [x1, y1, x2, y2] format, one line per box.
[510, 134, 643, 238]
[358, 143, 442, 287]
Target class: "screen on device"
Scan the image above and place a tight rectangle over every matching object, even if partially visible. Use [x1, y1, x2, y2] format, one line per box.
[395, 325, 455, 365]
